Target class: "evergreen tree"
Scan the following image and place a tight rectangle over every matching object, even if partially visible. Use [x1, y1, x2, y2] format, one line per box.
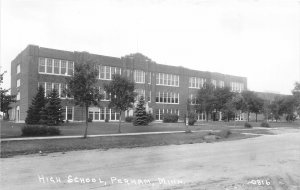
[44, 89, 63, 125]
[25, 86, 47, 124]
[133, 96, 148, 126]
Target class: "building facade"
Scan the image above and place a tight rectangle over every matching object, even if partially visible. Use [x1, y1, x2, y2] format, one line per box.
[10, 45, 247, 122]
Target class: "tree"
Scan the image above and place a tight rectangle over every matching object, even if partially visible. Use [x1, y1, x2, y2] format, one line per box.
[251, 95, 264, 122]
[195, 82, 216, 121]
[292, 82, 300, 116]
[104, 74, 136, 133]
[269, 97, 283, 122]
[0, 89, 16, 120]
[133, 96, 149, 126]
[241, 90, 263, 122]
[0, 71, 16, 120]
[66, 60, 103, 138]
[214, 87, 234, 120]
[25, 86, 47, 124]
[44, 89, 64, 125]
[280, 95, 297, 122]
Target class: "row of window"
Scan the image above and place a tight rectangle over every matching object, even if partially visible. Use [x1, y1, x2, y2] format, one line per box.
[99, 65, 122, 80]
[39, 58, 74, 76]
[155, 109, 180, 121]
[62, 106, 73, 121]
[230, 82, 244, 92]
[189, 77, 206, 89]
[156, 73, 179, 87]
[38, 82, 70, 98]
[88, 107, 120, 121]
[155, 91, 179, 104]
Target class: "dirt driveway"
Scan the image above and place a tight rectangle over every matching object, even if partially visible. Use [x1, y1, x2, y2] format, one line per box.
[1, 128, 300, 190]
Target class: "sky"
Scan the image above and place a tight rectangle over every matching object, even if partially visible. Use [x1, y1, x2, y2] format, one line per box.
[1, 0, 299, 95]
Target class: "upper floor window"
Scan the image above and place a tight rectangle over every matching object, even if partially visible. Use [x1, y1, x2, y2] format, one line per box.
[189, 94, 197, 105]
[155, 91, 179, 104]
[212, 80, 217, 88]
[156, 73, 179, 87]
[148, 72, 151, 84]
[54, 59, 60, 74]
[189, 77, 205, 89]
[230, 82, 244, 92]
[16, 91, 20, 100]
[99, 65, 121, 80]
[39, 57, 73, 76]
[134, 70, 145, 83]
[219, 81, 225, 88]
[135, 89, 145, 101]
[17, 79, 20, 87]
[17, 64, 20, 74]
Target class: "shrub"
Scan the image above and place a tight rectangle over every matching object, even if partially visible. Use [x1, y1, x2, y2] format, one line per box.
[146, 113, 155, 123]
[21, 125, 60, 136]
[286, 114, 296, 122]
[163, 114, 179, 123]
[188, 112, 197, 126]
[105, 118, 109, 122]
[244, 122, 252, 128]
[125, 116, 134, 122]
[87, 118, 93, 122]
[260, 121, 270, 128]
[213, 129, 232, 138]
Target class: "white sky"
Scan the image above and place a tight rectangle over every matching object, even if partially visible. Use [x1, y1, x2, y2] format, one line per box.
[1, 0, 299, 95]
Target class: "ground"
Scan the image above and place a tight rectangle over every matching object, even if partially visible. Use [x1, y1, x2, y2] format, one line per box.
[1, 127, 299, 190]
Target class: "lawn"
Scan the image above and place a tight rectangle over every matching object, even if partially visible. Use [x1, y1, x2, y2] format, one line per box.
[1, 120, 299, 138]
[1, 120, 244, 138]
[1, 130, 252, 158]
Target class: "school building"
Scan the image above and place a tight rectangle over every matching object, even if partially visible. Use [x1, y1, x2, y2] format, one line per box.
[10, 45, 247, 122]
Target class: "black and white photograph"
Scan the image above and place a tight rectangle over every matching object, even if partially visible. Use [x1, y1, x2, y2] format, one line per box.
[0, 0, 300, 189]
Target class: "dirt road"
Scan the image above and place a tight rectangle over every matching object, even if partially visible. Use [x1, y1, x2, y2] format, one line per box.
[1, 128, 300, 190]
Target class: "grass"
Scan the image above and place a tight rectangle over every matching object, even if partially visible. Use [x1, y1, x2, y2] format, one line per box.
[1, 131, 251, 158]
[1, 120, 244, 138]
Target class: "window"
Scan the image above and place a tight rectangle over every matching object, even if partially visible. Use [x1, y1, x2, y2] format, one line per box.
[135, 89, 145, 101]
[17, 64, 21, 74]
[67, 61, 74, 76]
[17, 79, 20, 87]
[156, 73, 179, 87]
[189, 77, 206, 88]
[134, 70, 145, 83]
[67, 107, 73, 120]
[155, 91, 179, 104]
[60, 83, 66, 98]
[148, 72, 151, 84]
[53, 83, 60, 95]
[38, 58, 45, 73]
[39, 57, 74, 76]
[219, 81, 225, 88]
[46, 82, 52, 95]
[100, 66, 105, 79]
[99, 66, 121, 80]
[46, 59, 53, 74]
[212, 80, 217, 88]
[100, 108, 105, 120]
[61, 61, 67, 75]
[190, 94, 197, 104]
[95, 111, 100, 120]
[105, 66, 110, 79]
[16, 91, 20, 100]
[89, 112, 93, 120]
[38, 82, 45, 91]
[54, 60, 60, 74]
